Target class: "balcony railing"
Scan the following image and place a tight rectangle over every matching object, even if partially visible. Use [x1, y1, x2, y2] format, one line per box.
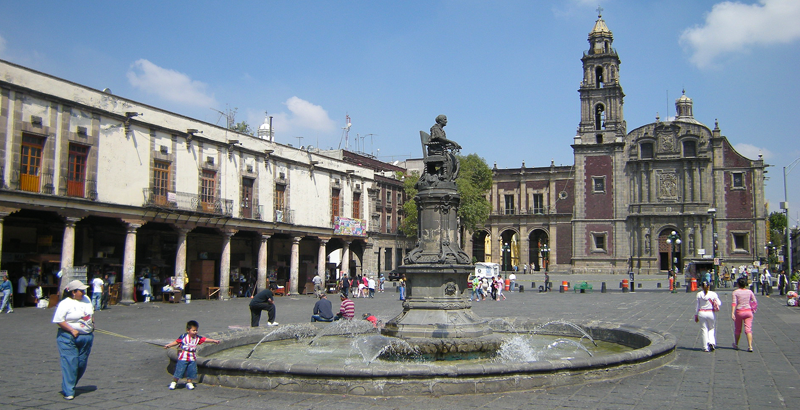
[143, 188, 233, 216]
[60, 177, 98, 200]
[275, 208, 293, 224]
[10, 170, 54, 194]
[491, 207, 551, 216]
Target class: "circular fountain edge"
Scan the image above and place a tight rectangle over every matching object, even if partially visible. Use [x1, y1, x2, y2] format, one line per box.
[170, 319, 677, 396]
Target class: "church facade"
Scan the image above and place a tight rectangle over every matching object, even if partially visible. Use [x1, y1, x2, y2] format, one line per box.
[474, 15, 768, 275]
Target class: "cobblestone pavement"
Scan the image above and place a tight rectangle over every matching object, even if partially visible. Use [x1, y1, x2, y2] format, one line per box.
[2, 274, 799, 409]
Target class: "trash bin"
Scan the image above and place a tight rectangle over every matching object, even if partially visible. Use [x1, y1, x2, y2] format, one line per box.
[504, 279, 510, 291]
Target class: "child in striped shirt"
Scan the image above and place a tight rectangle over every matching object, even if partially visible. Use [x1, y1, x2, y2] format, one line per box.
[164, 320, 220, 390]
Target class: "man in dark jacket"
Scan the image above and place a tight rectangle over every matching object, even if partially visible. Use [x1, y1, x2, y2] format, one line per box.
[311, 293, 334, 322]
[249, 288, 277, 327]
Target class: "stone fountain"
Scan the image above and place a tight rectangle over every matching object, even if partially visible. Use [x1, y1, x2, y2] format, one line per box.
[166, 116, 678, 395]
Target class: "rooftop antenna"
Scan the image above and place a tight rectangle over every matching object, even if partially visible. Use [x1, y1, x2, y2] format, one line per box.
[211, 105, 237, 129]
[365, 133, 377, 157]
[338, 114, 351, 150]
[295, 136, 304, 147]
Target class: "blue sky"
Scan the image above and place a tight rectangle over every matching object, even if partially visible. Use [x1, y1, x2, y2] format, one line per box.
[1, 0, 799, 226]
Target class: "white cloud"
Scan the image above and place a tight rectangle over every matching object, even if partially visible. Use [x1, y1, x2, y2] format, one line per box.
[681, 0, 800, 69]
[273, 96, 336, 135]
[734, 143, 773, 160]
[126, 59, 216, 107]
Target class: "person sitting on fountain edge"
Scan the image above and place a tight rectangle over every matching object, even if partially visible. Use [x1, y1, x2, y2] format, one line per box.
[311, 293, 334, 322]
[334, 293, 355, 321]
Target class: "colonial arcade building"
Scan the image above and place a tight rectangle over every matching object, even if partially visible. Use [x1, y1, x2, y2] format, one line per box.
[473, 14, 768, 275]
[0, 59, 393, 304]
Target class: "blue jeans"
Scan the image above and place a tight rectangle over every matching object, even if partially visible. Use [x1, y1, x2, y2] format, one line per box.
[0, 289, 12, 312]
[399, 286, 405, 300]
[173, 360, 198, 380]
[311, 315, 333, 322]
[57, 329, 93, 397]
[91, 292, 102, 311]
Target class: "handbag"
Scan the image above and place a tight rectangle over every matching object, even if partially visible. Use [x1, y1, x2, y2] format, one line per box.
[749, 298, 758, 313]
[710, 298, 720, 312]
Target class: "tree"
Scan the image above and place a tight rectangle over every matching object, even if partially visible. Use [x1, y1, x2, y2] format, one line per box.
[455, 153, 493, 234]
[398, 171, 419, 238]
[231, 120, 254, 136]
[768, 211, 786, 248]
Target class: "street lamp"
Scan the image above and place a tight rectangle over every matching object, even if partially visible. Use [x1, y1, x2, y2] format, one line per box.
[708, 208, 718, 288]
[502, 242, 511, 272]
[765, 242, 775, 271]
[540, 244, 551, 272]
[666, 231, 682, 293]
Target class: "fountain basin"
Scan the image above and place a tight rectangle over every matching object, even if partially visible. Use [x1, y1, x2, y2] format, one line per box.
[169, 319, 676, 396]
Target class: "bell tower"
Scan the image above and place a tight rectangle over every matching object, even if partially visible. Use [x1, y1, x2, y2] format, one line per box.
[577, 8, 625, 145]
[571, 9, 630, 274]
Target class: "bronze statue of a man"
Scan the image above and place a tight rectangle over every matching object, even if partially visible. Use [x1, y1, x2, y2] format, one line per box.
[428, 115, 461, 155]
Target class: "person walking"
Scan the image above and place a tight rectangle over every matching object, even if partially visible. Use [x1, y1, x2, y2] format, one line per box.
[249, 288, 277, 327]
[778, 270, 788, 296]
[760, 269, 772, 296]
[508, 272, 516, 292]
[731, 277, 757, 352]
[0, 274, 13, 313]
[17, 274, 27, 307]
[398, 274, 406, 301]
[695, 281, 721, 352]
[52, 280, 94, 400]
[91, 275, 104, 311]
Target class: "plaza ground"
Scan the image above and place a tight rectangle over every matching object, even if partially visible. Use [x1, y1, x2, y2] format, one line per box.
[2, 273, 799, 409]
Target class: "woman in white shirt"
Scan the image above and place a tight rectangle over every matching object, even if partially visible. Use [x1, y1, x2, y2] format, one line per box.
[52, 280, 95, 400]
[695, 281, 722, 352]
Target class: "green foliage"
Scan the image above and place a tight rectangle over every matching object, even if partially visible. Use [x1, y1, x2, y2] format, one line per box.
[455, 153, 493, 233]
[232, 120, 254, 136]
[397, 154, 492, 240]
[768, 211, 787, 248]
[398, 171, 419, 238]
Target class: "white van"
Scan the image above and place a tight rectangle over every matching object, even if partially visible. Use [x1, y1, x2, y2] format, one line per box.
[473, 262, 500, 279]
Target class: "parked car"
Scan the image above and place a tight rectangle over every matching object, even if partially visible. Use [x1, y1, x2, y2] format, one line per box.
[387, 270, 402, 281]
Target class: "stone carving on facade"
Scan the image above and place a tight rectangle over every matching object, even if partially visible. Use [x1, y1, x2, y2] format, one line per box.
[659, 133, 674, 153]
[658, 172, 678, 200]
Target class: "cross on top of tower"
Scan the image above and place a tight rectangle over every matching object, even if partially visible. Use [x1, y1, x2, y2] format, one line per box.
[597, 6, 603, 18]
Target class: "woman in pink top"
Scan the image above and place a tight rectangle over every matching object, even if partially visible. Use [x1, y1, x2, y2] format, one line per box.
[731, 277, 757, 352]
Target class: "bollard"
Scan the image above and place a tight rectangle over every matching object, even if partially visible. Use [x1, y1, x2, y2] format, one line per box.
[657, 282, 662, 288]
[601, 282, 607, 293]
[539, 285, 544, 292]
[686, 283, 691, 293]
[519, 285, 524, 293]
[638, 282, 642, 288]
[559, 282, 565, 293]
[630, 281, 635, 292]
[531, 282, 536, 289]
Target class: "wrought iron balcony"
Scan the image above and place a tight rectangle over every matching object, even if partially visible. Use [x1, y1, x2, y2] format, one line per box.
[9, 170, 54, 194]
[143, 188, 233, 216]
[275, 208, 293, 224]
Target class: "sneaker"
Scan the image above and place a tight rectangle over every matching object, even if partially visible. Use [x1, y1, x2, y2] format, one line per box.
[7, 310, 13, 313]
[732, 343, 738, 350]
[169, 382, 177, 390]
[267, 322, 279, 326]
[64, 395, 74, 400]
[186, 383, 195, 390]
[709, 344, 716, 351]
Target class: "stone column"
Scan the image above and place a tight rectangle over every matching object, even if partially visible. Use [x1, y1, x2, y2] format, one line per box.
[58, 217, 82, 294]
[219, 229, 237, 300]
[342, 241, 351, 278]
[317, 238, 329, 283]
[174, 227, 191, 290]
[257, 233, 270, 293]
[120, 221, 142, 305]
[289, 236, 301, 295]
